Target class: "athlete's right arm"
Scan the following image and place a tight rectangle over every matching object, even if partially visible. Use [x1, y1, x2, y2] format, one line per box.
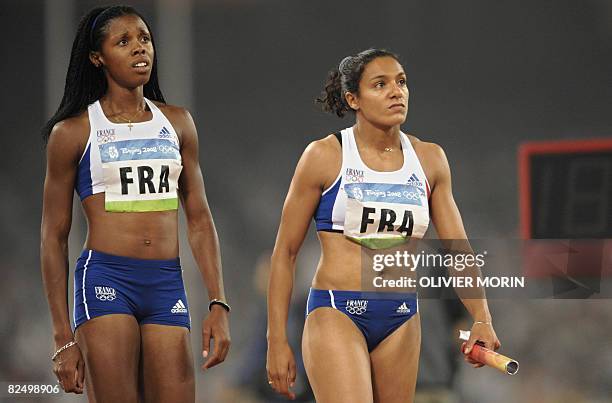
[267, 136, 340, 400]
[40, 120, 86, 394]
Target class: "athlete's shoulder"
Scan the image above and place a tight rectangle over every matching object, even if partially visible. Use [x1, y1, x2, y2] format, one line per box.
[152, 101, 192, 121]
[50, 111, 89, 144]
[405, 133, 449, 188]
[296, 133, 342, 186]
[52, 110, 89, 136]
[48, 111, 90, 162]
[303, 133, 342, 161]
[152, 101, 195, 137]
[405, 133, 446, 162]
[153, 101, 186, 114]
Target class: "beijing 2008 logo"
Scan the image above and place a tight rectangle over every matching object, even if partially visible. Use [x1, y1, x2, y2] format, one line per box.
[345, 299, 368, 315]
[108, 146, 119, 159]
[352, 187, 364, 201]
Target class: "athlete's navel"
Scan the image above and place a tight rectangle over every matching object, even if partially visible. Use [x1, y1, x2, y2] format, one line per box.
[144, 239, 152, 246]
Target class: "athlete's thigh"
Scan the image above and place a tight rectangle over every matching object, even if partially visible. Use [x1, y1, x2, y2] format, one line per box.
[75, 314, 141, 402]
[139, 323, 194, 403]
[370, 312, 421, 403]
[302, 308, 373, 403]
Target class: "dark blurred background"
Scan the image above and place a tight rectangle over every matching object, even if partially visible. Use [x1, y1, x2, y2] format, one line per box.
[1, 0, 611, 402]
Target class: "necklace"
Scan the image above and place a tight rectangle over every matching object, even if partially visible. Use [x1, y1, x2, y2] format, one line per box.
[111, 104, 146, 131]
[114, 114, 135, 131]
[354, 126, 396, 152]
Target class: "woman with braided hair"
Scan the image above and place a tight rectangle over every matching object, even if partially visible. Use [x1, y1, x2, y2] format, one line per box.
[40, 6, 230, 401]
[266, 49, 500, 402]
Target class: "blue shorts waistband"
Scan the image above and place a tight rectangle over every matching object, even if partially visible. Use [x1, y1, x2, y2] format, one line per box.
[309, 288, 417, 300]
[78, 249, 180, 269]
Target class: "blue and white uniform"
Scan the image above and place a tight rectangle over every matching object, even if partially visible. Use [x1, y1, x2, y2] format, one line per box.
[306, 289, 418, 351]
[314, 127, 430, 246]
[76, 98, 182, 212]
[72, 99, 190, 330]
[307, 127, 430, 350]
[73, 249, 190, 330]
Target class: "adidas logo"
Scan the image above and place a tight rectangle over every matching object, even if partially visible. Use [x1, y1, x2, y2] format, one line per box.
[396, 302, 410, 314]
[159, 126, 172, 138]
[171, 299, 188, 313]
[407, 173, 423, 188]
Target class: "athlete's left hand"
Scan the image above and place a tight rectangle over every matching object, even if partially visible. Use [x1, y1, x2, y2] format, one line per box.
[462, 322, 501, 368]
[201, 305, 231, 370]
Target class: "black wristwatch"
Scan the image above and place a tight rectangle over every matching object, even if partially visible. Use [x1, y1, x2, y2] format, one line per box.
[208, 299, 231, 312]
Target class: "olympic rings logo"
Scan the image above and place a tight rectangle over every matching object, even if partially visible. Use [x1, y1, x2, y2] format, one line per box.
[346, 175, 364, 183]
[346, 306, 367, 315]
[95, 286, 117, 302]
[96, 294, 116, 301]
[345, 301, 368, 315]
[158, 145, 176, 154]
[97, 131, 116, 144]
[402, 191, 420, 200]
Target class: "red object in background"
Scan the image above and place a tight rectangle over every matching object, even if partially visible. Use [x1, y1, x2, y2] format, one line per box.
[518, 137, 612, 239]
[519, 138, 612, 295]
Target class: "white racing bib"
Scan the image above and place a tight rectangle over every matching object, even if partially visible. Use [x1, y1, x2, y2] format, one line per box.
[344, 181, 429, 249]
[99, 138, 182, 212]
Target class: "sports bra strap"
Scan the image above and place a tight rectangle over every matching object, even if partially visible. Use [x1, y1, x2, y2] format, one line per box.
[334, 131, 342, 146]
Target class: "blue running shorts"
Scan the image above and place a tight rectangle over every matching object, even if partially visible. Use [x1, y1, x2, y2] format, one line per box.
[73, 249, 190, 330]
[306, 288, 418, 351]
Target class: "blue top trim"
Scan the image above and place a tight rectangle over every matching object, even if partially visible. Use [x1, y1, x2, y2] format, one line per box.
[314, 176, 342, 231]
[75, 143, 93, 200]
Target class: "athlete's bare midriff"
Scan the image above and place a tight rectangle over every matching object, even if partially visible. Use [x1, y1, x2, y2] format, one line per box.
[82, 194, 179, 259]
[311, 134, 429, 292]
[313, 231, 419, 292]
[313, 232, 420, 292]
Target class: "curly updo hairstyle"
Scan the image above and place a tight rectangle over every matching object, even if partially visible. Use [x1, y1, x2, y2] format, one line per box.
[315, 48, 400, 118]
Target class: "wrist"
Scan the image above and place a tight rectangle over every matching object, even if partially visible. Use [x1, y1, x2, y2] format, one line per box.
[208, 298, 231, 312]
[470, 310, 492, 324]
[53, 331, 74, 346]
[472, 314, 492, 323]
[209, 303, 229, 314]
[51, 340, 77, 361]
[267, 332, 288, 344]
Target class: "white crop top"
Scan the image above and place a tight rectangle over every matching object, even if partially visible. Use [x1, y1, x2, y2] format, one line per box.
[313, 127, 430, 249]
[75, 98, 183, 212]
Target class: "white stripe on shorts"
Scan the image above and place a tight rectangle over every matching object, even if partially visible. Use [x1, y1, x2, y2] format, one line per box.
[305, 288, 312, 315]
[73, 272, 77, 327]
[328, 290, 337, 309]
[82, 250, 92, 320]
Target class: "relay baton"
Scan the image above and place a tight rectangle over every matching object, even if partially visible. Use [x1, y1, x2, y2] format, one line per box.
[459, 330, 519, 375]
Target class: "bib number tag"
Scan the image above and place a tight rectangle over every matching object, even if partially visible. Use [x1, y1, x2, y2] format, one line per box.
[99, 139, 182, 212]
[344, 183, 428, 249]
